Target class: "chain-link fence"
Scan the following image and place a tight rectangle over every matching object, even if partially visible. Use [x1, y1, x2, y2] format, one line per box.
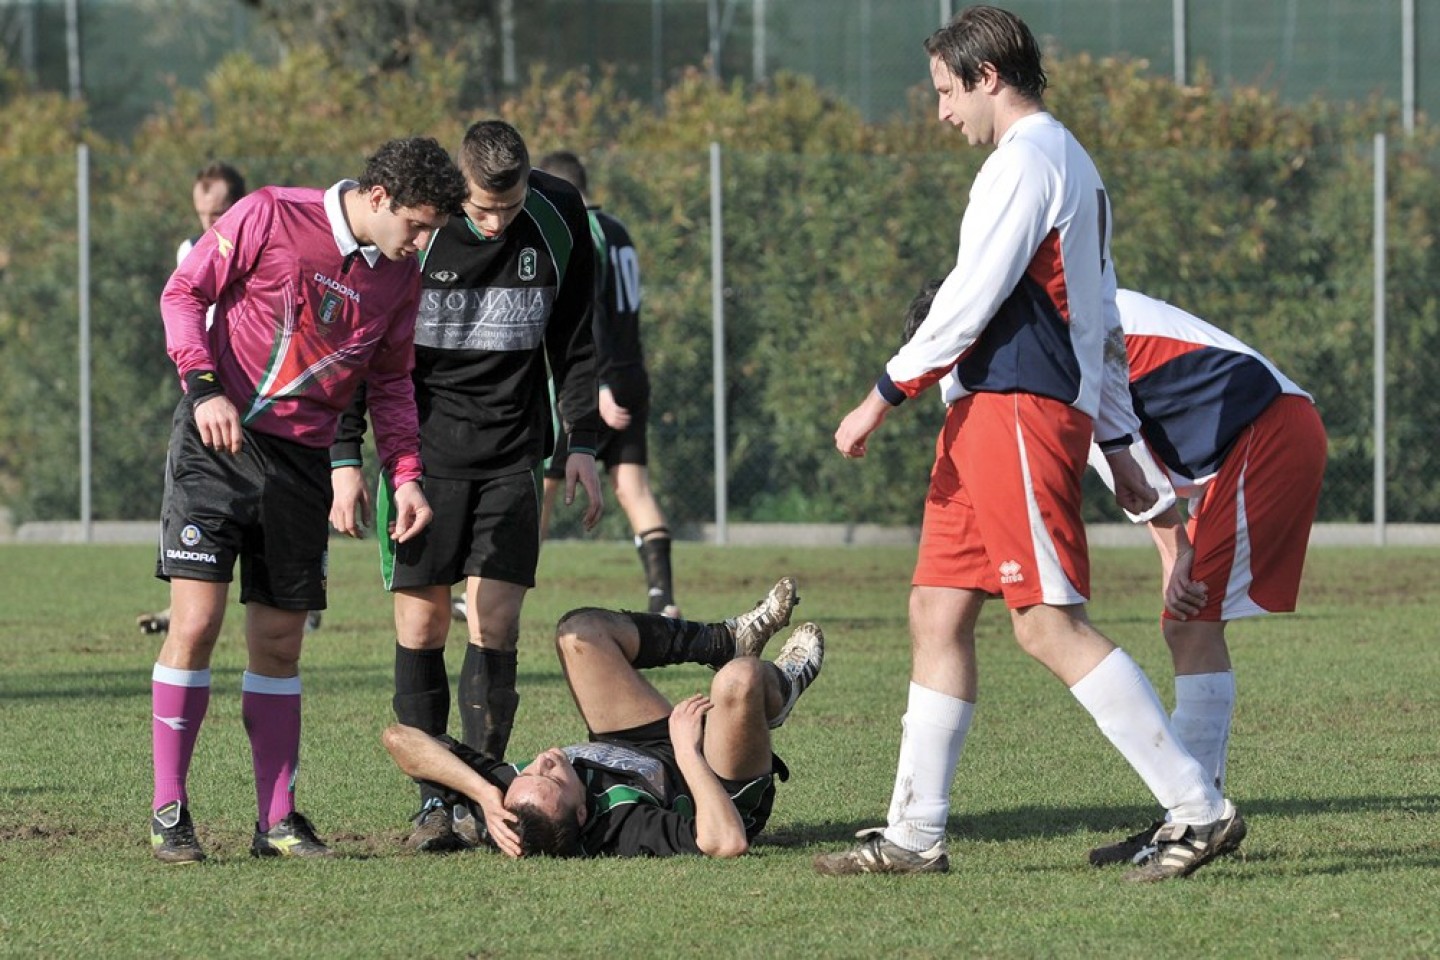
[3, 1, 1436, 135]
[6, 132, 1436, 541]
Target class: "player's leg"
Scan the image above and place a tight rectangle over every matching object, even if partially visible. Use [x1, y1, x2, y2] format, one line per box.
[538, 424, 572, 542]
[611, 405, 679, 616]
[456, 470, 542, 762]
[971, 394, 1239, 878]
[553, 607, 673, 733]
[151, 580, 226, 864]
[1164, 394, 1325, 793]
[148, 403, 242, 863]
[381, 474, 470, 849]
[241, 435, 334, 858]
[816, 405, 988, 876]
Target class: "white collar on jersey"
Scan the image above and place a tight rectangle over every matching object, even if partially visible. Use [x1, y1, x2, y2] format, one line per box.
[325, 179, 382, 270]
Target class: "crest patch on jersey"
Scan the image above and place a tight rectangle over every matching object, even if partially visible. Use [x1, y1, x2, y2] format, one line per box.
[519, 248, 537, 282]
[319, 290, 342, 326]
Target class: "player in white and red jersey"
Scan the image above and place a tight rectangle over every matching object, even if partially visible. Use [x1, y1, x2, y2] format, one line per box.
[1086, 289, 1325, 867]
[818, 6, 1242, 883]
[147, 137, 466, 865]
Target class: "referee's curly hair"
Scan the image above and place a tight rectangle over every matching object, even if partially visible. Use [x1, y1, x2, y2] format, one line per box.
[358, 137, 467, 217]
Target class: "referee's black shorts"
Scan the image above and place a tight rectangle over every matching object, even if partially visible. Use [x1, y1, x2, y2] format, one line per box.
[155, 400, 330, 610]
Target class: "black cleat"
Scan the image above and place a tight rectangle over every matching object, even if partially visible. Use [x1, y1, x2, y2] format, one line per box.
[150, 801, 206, 864]
[250, 811, 336, 858]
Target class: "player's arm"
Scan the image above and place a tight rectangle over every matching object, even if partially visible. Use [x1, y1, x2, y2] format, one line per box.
[380, 724, 522, 857]
[1147, 507, 1206, 620]
[161, 193, 267, 455]
[328, 382, 373, 537]
[669, 695, 749, 858]
[1093, 274, 1158, 515]
[546, 196, 604, 528]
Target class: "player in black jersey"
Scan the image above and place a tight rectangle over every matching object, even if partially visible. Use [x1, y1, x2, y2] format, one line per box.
[331, 120, 604, 853]
[535, 150, 681, 618]
[381, 576, 820, 859]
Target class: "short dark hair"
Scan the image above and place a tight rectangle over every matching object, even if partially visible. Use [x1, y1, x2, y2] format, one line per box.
[509, 798, 583, 858]
[459, 119, 530, 193]
[924, 4, 1047, 102]
[536, 150, 588, 195]
[901, 278, 945, 346]
[194, 161, 247, 205]
[356, 136, 466, 215]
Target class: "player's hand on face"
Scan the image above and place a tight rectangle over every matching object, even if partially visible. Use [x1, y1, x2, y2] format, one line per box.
[192, 395, 243, 455]
[388, 481, 433, 543]
[329, 465, 372, 537]
[485, 806, 523, 859]
[565, 453, 604, 530]
[668, 694, 712, 756]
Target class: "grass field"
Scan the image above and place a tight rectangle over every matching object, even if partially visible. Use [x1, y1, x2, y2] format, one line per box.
[2, 539, 1439, 958]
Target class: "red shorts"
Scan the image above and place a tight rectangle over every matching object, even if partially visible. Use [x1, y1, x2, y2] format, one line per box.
[914, 393, 1092, 609]
[1174, 394, 1327, 621]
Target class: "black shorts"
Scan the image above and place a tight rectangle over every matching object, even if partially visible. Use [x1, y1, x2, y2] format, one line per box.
[154, 400, 330, 610]
[593, 718, 784, 841]
[380, 468, 542, 590]
[545, 400, 650, 480]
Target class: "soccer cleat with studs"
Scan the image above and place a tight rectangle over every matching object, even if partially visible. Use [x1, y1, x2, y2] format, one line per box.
[250, 811, 336, 858]
[150, 801, 206, 864]
[1124, 802, 1246, 882]
[1088, 819, 1165, 867]
[768, 622, 824, 729]
[813, 827, 950, 876]
[724, 576, 799, 662]
[406, 797, 469, 853]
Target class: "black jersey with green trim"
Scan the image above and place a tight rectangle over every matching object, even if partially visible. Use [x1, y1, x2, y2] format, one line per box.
[333, 169, 598, 480]
[589, 208, 650, 410]
[474, 742, 703, 858]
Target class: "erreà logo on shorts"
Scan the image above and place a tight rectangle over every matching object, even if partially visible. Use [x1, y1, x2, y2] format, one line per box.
[519, 248, 537, 281]
[999, 560, 1024, 584]
[169, 523, 218, 564]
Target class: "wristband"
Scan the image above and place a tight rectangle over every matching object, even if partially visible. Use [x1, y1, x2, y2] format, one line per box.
[1097, 434, 1134, 454]
[184, 370, 224, 403]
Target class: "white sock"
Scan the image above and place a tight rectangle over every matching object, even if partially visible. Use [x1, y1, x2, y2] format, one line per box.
[883, 682, 974, 852]
[1069, 649, 1224, 825]
[1172, 671, 1236, 792]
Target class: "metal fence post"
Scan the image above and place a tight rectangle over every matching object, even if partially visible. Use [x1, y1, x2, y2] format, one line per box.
[1373, 132, 1387, 545]
[77, 141, 92, 542]
[710, 141, 728, 545]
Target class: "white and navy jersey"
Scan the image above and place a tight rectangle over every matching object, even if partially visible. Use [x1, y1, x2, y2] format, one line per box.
[881, 111, 1138, 442]
[1116, 289, 1311, 492]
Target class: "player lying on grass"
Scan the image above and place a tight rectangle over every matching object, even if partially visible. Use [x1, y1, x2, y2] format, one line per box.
[382, 577, 822, 858]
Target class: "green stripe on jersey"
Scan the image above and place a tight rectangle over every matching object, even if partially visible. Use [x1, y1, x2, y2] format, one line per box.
[524, 189, 576, 283]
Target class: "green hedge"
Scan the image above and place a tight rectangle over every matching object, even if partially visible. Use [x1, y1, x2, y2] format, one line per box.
[2, 50, 1434, 527]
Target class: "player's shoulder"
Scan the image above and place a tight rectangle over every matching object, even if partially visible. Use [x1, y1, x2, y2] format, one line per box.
[528, 168, 586, 217]
[594, 208, 633, 244]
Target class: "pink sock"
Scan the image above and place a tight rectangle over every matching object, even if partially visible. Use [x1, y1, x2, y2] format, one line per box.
[241, 672, 302, 831]
[151, 664, 211, 811]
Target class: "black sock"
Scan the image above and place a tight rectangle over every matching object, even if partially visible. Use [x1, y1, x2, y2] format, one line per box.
[393, 644, 449, 806]
[628, 612, 731, 669]
[459, 645, 519, 760]
[635, 528, 675, 613]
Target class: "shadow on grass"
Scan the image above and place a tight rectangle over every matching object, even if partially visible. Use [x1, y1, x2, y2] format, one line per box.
[759, 793, 1440, 849]
[0, 662, 573, 700]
